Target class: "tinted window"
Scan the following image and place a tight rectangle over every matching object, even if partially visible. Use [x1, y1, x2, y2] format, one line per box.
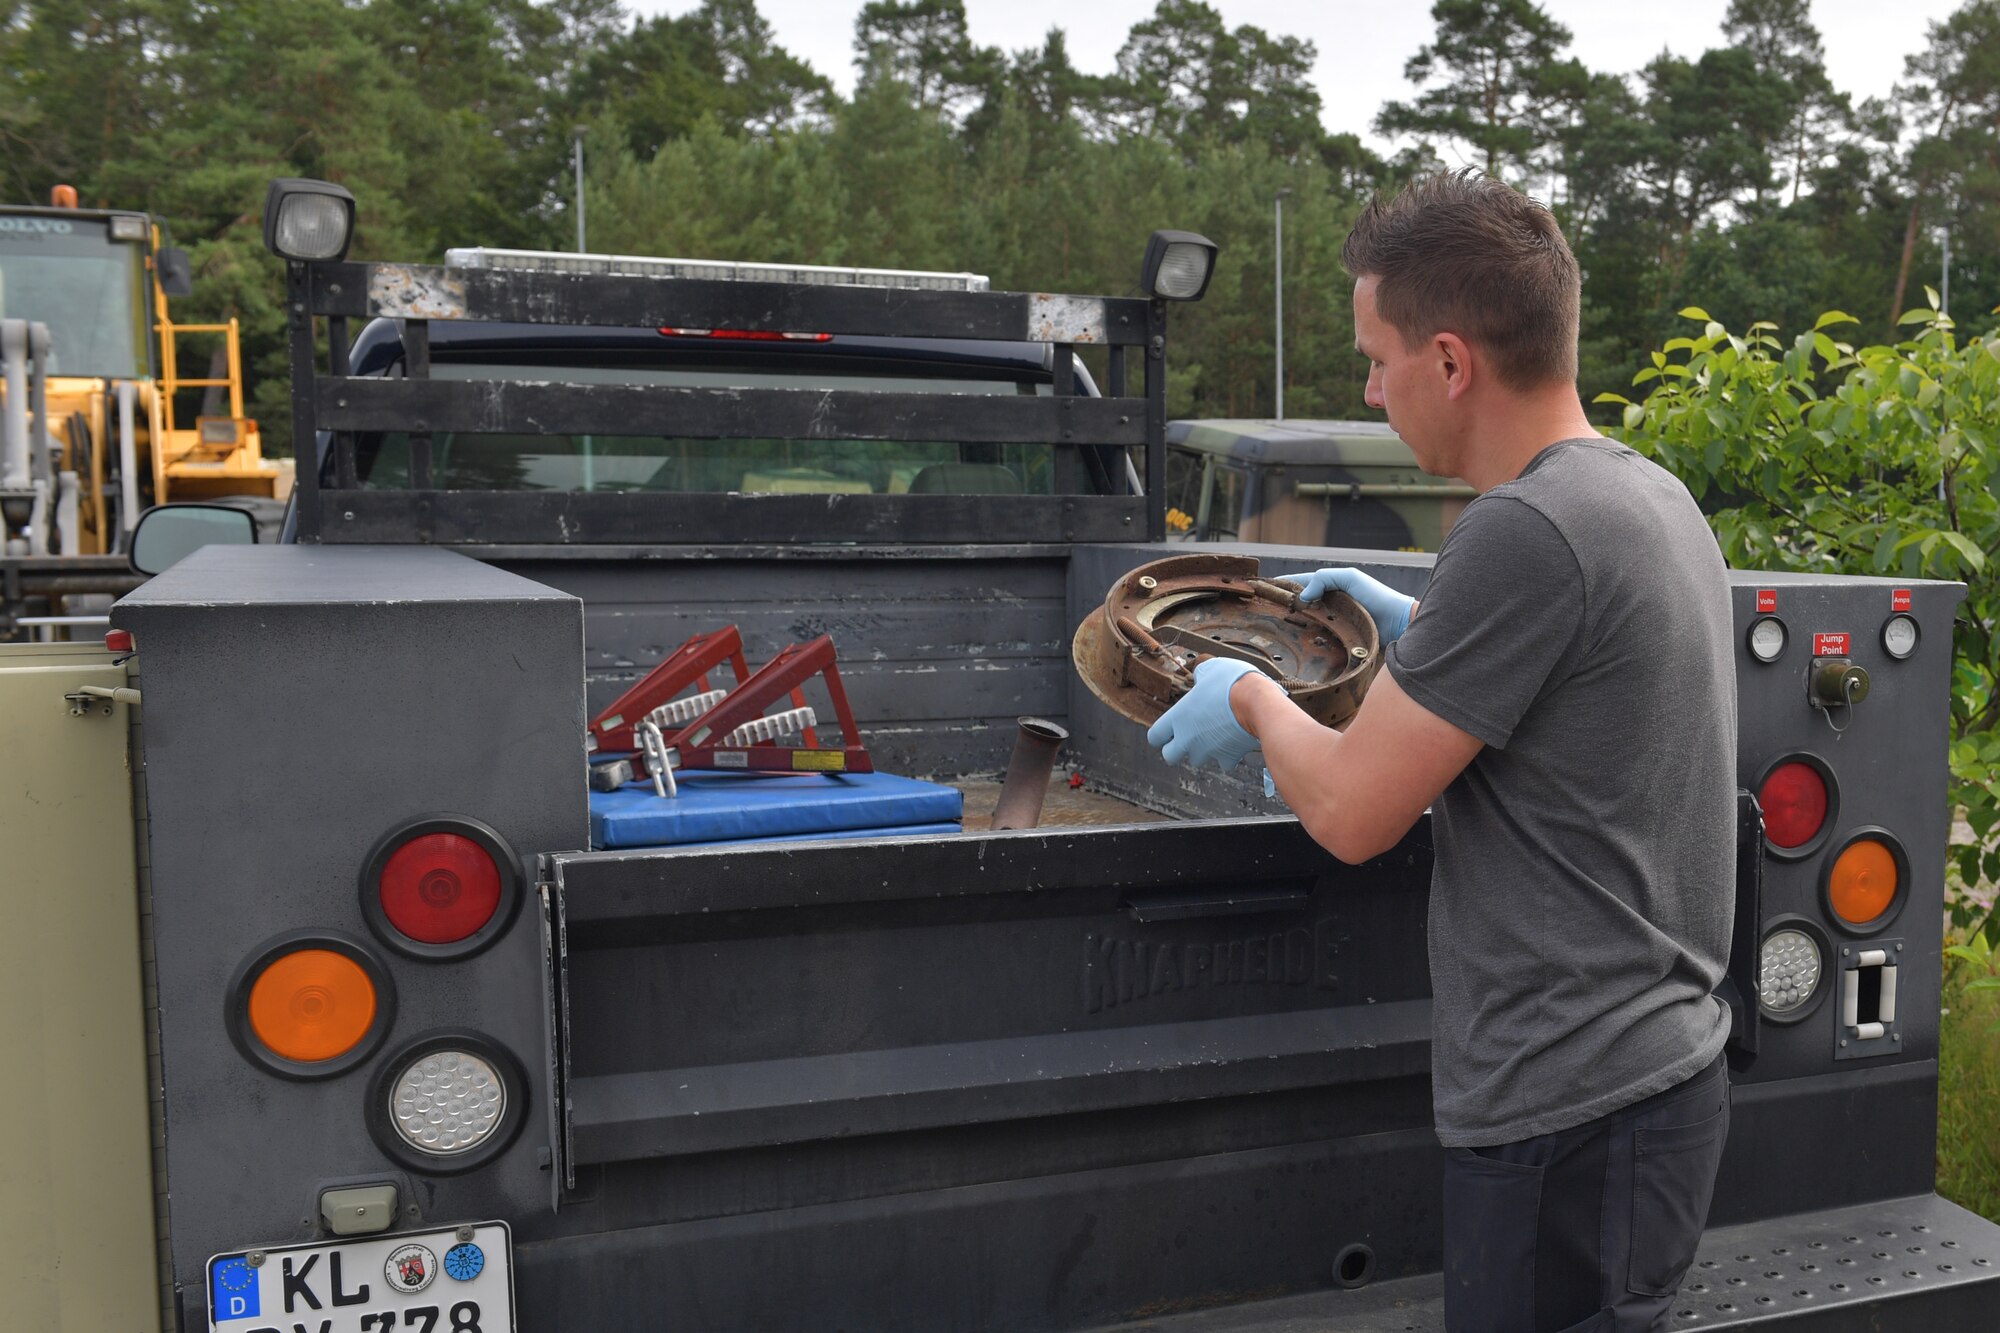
[0, 220, 148, 378]
[357, 360, 1058, 496]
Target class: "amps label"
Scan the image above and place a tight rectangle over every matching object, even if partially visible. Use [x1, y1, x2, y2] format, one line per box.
[1893, 589, 1913, 612]
[1813, 632, 1851, 656]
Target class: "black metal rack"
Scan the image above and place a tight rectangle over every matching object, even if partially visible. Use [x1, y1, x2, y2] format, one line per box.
[286, 259, 1171, 546]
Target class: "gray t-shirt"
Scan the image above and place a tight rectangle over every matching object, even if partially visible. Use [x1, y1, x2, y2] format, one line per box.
[1386, 437, 1735, 1147]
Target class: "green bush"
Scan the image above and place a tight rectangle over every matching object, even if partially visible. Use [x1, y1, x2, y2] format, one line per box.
[1599, 293, 2000, 929]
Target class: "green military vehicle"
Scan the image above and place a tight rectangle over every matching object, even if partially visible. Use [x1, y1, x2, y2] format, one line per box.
[1165, 418, 1474, 550]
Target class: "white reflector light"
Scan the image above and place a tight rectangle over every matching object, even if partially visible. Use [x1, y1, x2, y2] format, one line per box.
[390, 1049, 505, 1156]
[1153, 244, 1212, 300]
[446, 247, 989, 293]
[276, 193, 353, 262]
[1759, 927, 1822, 1016]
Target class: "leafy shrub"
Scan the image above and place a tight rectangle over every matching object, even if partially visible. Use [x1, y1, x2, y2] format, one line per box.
[1599, 292, 2000, 929]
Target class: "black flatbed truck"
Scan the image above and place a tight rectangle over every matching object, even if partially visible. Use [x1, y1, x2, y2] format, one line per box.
[72, 182, 2000, 1329]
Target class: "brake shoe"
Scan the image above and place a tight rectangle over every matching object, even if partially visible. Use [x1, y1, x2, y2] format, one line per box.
[1072, 553, 1382, 729]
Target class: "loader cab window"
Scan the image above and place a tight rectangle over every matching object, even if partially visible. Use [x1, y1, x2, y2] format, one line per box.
[0, 219, 149, 379]
[353, 360, 1067, 496]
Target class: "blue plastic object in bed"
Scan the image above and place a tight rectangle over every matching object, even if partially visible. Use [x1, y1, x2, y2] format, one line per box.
[589, 769, 963, 849]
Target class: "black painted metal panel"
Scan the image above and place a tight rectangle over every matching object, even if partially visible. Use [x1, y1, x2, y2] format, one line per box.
[309, 261, 1155, 345]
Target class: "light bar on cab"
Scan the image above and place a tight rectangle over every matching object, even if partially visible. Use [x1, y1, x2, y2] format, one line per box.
[445, 247, 990, 293]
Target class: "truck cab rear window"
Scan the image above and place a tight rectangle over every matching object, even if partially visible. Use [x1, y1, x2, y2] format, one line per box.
[354, 361, 1061, 496]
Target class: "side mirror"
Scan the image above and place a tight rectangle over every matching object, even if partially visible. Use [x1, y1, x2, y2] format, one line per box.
[130, 503, 257, 575]
[156, 247, 194, 298]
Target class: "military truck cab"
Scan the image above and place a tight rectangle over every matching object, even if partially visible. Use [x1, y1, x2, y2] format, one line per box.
[13, 179, 2000, 1332]
[1165, 418, 1473, 551]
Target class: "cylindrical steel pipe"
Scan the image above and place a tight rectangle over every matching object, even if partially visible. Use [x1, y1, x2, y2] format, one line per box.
[117, 381, 140, 534]
[2, 319, 27, 490]
[991, 716, 1070, 832]
[27, 322, 52, 484]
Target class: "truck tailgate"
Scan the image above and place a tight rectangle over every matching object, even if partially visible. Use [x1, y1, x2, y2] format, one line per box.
[536, 818, 1440, 1330]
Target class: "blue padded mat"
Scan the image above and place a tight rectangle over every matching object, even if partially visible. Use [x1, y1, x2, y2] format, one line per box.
[662, 822, 962, 850]
[589, 770, 963, 849]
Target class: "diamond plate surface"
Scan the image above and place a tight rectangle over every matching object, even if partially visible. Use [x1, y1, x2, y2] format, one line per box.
[1097, 1194, 2000, 1331]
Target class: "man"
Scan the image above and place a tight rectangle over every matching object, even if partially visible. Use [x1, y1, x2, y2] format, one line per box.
[1147, 170, 1736, 1332]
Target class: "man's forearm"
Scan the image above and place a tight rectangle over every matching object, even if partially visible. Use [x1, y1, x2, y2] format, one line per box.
[1230, 671, 1370, 860]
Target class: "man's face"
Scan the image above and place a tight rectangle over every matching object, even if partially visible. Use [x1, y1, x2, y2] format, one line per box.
[1353, 275, 1449, 474]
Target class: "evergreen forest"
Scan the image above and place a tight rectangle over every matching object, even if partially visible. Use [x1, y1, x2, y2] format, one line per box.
[5, 0, 2000, 444]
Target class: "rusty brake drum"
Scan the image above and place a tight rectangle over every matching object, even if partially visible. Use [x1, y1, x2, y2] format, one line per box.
[1072, 553, 1383, 729]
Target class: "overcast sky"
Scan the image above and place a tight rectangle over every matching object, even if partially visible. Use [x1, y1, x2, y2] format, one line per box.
[628, 0, 1964, 159]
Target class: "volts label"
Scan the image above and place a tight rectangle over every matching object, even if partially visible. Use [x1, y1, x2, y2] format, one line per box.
[1757, 589, 1778, 613]
[1813, 632, 1851, 656]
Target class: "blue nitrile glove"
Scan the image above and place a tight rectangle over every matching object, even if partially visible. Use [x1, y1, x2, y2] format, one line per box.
[1277, 566, 1416, 643]
[1147, 657, 1261, 771]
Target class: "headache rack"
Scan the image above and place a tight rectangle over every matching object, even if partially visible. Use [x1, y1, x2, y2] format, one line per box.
[284, 254, 1176, 547]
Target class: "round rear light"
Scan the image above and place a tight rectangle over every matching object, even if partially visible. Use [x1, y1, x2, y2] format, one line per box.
[380, 833, 502, 944]
[228, 933, 394, 1078]
[367, 1032, 527, 1174]
[1758, 926, 1824, 1018]
[362, 816, 520, 960]
[249, 949, 377, 1061]
[390, 1049, 507, 1156]
[1759, 758, 1832, 854]
[1825, 832, 1906, 932]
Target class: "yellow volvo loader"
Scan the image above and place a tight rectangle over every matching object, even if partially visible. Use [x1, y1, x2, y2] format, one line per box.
[0, 185, 289, 638]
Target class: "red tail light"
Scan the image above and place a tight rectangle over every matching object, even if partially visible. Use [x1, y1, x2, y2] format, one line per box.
[658, 326, 832, 342]
[378, 833, 502, 944]
[1760, 760, 1829, 850]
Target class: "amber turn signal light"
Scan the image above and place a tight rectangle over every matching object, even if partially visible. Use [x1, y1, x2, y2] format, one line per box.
[1827, 835, 1903, 929]
[247, 948, 379, 1063]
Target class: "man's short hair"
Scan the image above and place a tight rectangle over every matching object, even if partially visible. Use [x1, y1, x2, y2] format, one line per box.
[1341, 169, 1580, 390]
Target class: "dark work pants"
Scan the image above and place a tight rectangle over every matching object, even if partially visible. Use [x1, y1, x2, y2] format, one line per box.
[1442, 1053, 1730, 1333]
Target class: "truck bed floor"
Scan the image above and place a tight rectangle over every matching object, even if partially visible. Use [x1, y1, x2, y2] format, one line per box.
[1095, 1194, 2000, 1331]
[955, 773, 1172, 831]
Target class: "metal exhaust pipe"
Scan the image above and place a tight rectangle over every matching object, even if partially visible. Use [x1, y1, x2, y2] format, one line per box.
[991, 716, 1069, 831]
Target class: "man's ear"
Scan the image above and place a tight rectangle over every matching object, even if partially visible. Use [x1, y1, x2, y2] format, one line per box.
[1435, 331, 1474, 401]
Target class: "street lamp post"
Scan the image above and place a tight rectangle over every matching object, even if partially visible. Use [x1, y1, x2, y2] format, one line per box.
[1941, 225, 1952, 318]
[1275, 187, 1291, 421]
[573, 127, 588, 254]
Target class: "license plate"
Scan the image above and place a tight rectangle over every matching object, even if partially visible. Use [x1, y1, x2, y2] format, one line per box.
[208, 1221, 513, 1332]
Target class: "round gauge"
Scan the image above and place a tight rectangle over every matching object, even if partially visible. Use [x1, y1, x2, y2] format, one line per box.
[1747, 615, 1787, 663]
[1882, 613, 1919, 660]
